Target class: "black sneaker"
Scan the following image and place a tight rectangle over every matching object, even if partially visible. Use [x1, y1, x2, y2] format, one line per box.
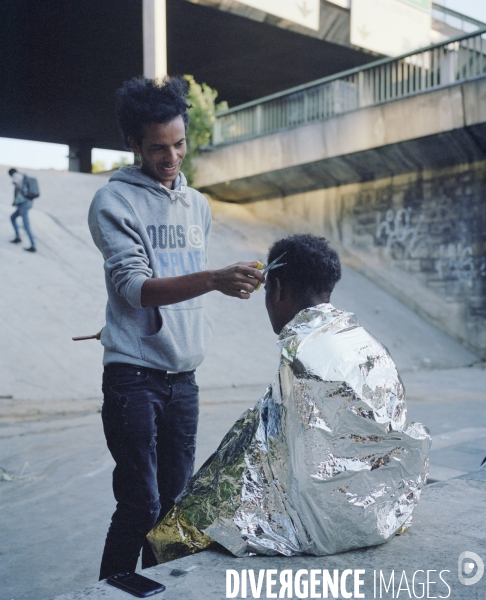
[24, 247, 37, 253]
[10, 238, 21, 244]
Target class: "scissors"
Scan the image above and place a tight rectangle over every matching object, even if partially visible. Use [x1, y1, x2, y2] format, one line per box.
[254, 252, 286, 290]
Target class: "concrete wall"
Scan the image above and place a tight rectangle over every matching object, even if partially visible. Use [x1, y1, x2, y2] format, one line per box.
[196, 79, 486, 355]
[195, 78, 486, 202]
[208, 161, 486, 356]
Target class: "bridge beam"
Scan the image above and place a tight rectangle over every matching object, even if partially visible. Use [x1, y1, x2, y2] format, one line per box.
[194, 78, 486, 202]
[68, 142, 92, 173]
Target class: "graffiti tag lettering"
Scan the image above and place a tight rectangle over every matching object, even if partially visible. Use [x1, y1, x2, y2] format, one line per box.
[437, 243, 486, 289]
[375, 208, 425, 260]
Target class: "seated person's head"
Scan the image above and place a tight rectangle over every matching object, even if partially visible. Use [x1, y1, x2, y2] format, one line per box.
[265, 234, 341, 334]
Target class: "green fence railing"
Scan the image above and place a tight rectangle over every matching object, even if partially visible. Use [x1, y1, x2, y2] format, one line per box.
[213, 27, 486, 146]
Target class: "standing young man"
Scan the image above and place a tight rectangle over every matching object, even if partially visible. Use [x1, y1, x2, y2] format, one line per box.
[88, 76, 264, 580]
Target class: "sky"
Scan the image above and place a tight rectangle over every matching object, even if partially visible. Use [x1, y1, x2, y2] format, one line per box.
[1, 0, 485, 172]
[437, 0, 486, 22]
[0, 137, 133, 172]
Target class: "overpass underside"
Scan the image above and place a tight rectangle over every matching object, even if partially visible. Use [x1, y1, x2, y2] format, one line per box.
[0, 0, 372, 154]
[195, 76, 486, 356]
[0, 0, 469, 166]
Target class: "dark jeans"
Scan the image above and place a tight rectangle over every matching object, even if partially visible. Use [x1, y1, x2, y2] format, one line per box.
[11, 199, 35, 247]
[99, 363, 199, 580]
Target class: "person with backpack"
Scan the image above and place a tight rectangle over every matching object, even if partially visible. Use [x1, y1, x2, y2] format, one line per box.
[9, 167, 38, 253]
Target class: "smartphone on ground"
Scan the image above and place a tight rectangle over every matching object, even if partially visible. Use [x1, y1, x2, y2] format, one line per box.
[106, 572, 166, 597]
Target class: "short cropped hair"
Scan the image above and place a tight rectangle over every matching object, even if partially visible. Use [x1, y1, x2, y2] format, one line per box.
[8, 168, 17, 176]
[115, 76, 191, 147]
[266, 234, 341, 300]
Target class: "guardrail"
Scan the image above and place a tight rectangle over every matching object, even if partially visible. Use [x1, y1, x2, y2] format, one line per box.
[432, 2, 486, 33]
[213, 27, 486, 146]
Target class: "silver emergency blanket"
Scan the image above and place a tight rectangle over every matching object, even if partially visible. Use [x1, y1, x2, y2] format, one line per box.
[147, 304, 431, 562]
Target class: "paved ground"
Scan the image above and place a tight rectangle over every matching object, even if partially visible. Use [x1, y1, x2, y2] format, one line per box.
[53, 470, 486, 600]
[0, 167, 485, 600]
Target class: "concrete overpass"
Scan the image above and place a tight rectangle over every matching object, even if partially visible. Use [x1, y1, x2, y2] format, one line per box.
[195, 78, 486, 201]
[0, 0, 378, 169]
[194, 28, 486, 357]
[0, 0, 477, 171]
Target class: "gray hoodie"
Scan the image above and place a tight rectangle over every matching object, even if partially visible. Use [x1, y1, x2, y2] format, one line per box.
[88, 165, 213, 372]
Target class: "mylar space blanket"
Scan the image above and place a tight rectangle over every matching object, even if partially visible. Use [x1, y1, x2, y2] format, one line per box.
[147, 304, 430, 562]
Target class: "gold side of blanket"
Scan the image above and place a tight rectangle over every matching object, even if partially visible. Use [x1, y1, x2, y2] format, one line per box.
[146, 505, 216, 564]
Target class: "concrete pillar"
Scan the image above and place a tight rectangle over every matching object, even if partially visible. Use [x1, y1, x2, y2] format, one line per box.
[68, 142, 92, 173]
[143, 0, 167, 79]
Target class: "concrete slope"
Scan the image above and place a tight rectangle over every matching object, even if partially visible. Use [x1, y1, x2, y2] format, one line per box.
[0, 166, 108, 402]
[0, 165, 477, 405]
[1, 167, 484, 600]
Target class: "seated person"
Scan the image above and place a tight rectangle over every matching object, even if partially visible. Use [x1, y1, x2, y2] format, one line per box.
[147, 234, 431, 561]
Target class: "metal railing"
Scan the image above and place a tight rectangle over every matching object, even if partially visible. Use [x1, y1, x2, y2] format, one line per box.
[213, 27, 486, 146]
[432, 3, 486, 33]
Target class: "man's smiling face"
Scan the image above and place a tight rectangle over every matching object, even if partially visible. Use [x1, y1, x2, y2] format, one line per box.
[129, 116, 187, 189]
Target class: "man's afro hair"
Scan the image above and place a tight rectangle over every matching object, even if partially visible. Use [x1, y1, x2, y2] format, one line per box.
[266, 234, 341, 299]
[116, 76, 191, 147]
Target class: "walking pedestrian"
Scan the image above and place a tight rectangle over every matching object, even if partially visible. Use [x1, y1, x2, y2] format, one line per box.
[9, 168, 36, 252]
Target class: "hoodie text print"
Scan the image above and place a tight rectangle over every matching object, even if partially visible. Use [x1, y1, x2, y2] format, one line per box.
[88, 166, 213, 372]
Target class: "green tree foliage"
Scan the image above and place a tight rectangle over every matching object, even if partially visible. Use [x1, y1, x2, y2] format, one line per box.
[91, 156, 133, 174]
[111, 156, 132, 170]
[92, 159, 107, 174]
[183, 75, 228, 187]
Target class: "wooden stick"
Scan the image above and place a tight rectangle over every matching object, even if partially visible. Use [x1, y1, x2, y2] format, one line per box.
[72, 330, 103, 341]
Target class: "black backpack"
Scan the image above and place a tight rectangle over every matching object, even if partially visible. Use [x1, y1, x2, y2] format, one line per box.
[22, 175, 40, 200]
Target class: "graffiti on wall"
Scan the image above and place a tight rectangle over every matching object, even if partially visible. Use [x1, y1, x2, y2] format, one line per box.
[375, 208, 486, 291]
[375, 208, 425, 260]
[437, 243, 486, 289]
